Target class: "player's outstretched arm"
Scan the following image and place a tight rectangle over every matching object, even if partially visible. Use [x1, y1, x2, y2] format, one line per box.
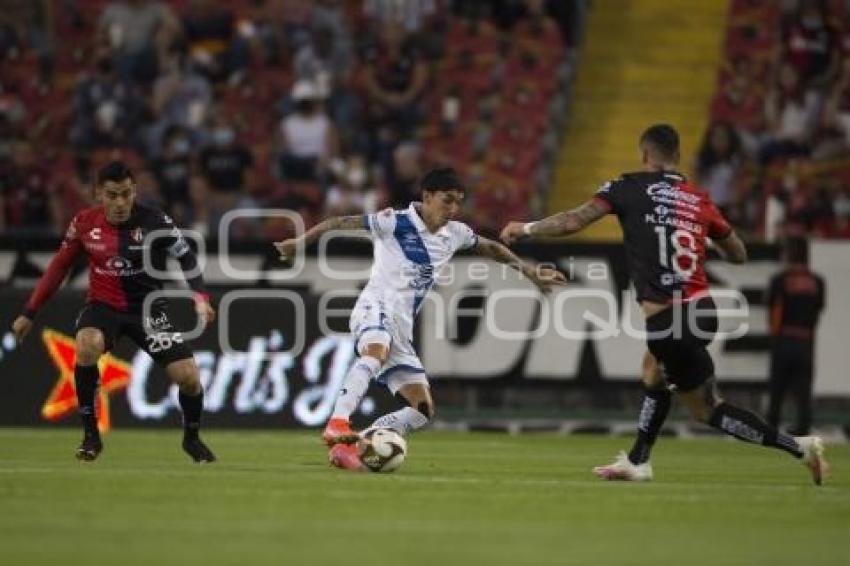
[11, 218, 85, 343]
[273, 215, 365, 261]
[500, 199, 609, 244]
[472, 236, 566, 294]
[711, 230, 748, 264]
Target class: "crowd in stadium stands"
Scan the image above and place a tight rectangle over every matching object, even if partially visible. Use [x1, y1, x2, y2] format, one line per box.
[0, 0, 578, 241]
[707, 0, 850, 240]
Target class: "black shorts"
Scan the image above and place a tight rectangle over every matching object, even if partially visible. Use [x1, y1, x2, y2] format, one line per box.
[75, 301, 193, 367]
[645, 296, 718, 392]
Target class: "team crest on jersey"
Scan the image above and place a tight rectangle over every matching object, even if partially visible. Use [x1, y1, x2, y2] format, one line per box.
[130, 227, 144, 243]
[106, 256, 133, 270]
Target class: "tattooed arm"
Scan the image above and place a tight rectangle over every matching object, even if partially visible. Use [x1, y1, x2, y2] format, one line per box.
[711, 230, 748, 264]
[274, 215, 365, 260]
[473, 236, 566, 293]
[500, 199, 610, 244]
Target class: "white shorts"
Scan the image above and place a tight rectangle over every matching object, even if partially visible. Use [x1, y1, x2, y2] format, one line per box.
[349, 294, 429, 395]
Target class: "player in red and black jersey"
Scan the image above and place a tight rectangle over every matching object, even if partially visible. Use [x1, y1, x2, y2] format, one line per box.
[11, 161, 217, 463]
[501, 124, 828, 484]
[766, 238, 825, 436]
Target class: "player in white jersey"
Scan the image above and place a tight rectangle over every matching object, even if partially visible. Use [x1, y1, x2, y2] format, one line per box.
[274, 168, 564, 470]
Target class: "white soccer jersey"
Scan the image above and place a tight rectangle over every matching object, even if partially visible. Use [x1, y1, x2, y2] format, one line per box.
[349, 202, 478, 389]
[361, 202, 478, 319]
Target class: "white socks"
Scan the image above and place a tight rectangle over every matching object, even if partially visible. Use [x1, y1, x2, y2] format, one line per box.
[367, 406, 430, 436]
[331, 355, 432, 437]
[331, 356, 382, 420]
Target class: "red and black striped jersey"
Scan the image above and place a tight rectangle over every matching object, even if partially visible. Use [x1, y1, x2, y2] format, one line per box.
[24, 204, 205, 317]
[594, 171, 731, 304]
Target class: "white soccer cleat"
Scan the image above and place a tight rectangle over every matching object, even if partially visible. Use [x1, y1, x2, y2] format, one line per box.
[795, 436, 829, 486]
[592, 451, 653, 481]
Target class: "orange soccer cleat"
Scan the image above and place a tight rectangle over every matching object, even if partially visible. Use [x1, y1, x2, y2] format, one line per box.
[328, 443, 367, 472]
[322, 417, 360, 446]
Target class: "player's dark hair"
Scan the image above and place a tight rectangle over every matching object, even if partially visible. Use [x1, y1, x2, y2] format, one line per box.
[640, 124, 680, 160]
[784, 237, 809, 264]
[419, 167, 465, 195]
[96, 160, 134, 186]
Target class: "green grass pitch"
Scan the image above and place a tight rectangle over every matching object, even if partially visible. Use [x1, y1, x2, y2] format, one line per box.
[0, 429, 848, 566]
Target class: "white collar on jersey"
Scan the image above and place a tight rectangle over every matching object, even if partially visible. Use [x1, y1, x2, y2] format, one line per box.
[408, 202, 451, 236]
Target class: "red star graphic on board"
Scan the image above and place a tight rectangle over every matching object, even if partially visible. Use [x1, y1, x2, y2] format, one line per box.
[40, 329, 131, 433]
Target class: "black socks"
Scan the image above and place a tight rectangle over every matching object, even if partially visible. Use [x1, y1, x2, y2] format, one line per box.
[628, 386, 672, 465]
[709, 402, 803, 458]
[179, 390, 204, 439]
[74, 364, 100, 437]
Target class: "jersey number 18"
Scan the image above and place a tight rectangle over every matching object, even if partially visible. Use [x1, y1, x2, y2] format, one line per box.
[655, 227, 698, 278]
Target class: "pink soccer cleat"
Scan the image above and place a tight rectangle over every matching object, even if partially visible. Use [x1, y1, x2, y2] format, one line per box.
[328, 443, 367, 472]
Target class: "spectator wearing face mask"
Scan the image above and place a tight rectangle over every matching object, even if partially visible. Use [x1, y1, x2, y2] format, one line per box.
[325, 154, 379, 216]
[151, 125, 195, 225]
[196, 115, 255, 234]
[276, 80, 339, 184]
[147, 46, 212, 158]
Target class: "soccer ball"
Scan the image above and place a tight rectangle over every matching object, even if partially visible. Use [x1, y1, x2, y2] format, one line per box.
[357, 428, 407, 472]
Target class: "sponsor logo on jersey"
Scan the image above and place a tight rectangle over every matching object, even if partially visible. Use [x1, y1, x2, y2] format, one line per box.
[84, 241, 107, 252]
[107, 256, 132, 270]
[406, 264, 435, 290]
[646, 182, 702, 203]
[83, 226, 106, 250]
[145, 311, 172, 331]
[646, 182, 702, 212]
[96, 256, 145, 277]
